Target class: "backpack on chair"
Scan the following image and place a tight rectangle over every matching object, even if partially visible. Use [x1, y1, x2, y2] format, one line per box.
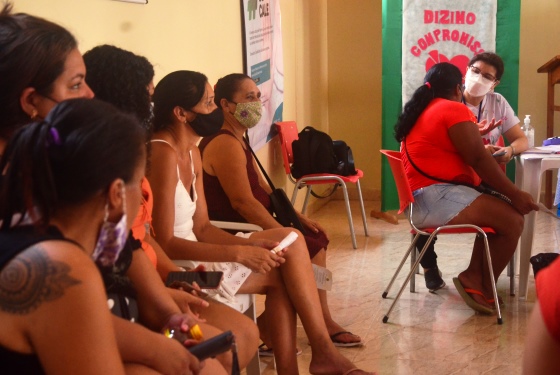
[291, 126, 338, 178]
[291, 126, 357, 178]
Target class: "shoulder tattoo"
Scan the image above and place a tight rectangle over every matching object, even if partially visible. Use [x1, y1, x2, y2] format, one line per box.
[0, 246, 81, 314]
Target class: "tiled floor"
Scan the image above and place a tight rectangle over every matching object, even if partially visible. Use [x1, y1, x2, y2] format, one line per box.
[254, 199, 560, 375]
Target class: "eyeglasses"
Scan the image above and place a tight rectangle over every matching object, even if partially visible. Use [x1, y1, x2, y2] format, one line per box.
[469, 66, 497, 82]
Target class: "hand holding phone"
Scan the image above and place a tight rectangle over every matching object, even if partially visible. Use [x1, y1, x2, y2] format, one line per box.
[270, 231, 298, 254]
[492, 150, 507, 157]
[166, 271, 224, 289]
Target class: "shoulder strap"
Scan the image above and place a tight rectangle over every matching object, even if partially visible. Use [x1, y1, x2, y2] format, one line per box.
[150, 139, 176, 150]
[403, 138, 512, 204]
[244, 136, 277, 190]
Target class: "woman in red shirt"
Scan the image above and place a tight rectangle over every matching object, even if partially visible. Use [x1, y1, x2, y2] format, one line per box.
[394, 62, 538, 314]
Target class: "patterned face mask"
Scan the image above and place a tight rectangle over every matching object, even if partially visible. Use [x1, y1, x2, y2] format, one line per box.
[232, 101, 262, 129]
[92, 189, 128, 268]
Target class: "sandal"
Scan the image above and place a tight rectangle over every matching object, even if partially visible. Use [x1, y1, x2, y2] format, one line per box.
[258, 343, 302, 357]
[452, 277, 493, 315]
[330, 331, 363, 347]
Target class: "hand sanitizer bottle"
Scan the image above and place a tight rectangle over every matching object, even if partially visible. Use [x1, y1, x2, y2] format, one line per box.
[523, 115, 535, 148]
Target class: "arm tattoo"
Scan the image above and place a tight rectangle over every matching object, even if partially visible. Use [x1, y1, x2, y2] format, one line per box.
[0, 246, 81, 314]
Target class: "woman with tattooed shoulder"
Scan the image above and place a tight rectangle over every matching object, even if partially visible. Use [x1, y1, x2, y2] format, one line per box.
[0, 99, 203, 375]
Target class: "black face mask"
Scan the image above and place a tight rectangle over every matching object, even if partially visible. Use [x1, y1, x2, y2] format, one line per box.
[189, 108, 224, 137]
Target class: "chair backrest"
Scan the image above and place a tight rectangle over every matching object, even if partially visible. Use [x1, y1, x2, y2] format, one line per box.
[275, 121, 299, 175]
[380, 149, 414, 214]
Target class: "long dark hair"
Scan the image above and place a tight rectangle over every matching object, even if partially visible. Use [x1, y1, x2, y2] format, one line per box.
[0, 3, 77, 140]
[394, 62, 463, 142]
[0, 98, 146, 230]
[214, 73, 252, 106]
[152, 70, 208, 132]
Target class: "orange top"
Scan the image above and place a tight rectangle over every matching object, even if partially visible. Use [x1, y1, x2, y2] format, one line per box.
[131, 177, 157, 267]
[402, 98, 481, 191]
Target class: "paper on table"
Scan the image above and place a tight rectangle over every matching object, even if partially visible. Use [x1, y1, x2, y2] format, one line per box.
[312, 264, 333, 291]
[523, 146, 560, 154]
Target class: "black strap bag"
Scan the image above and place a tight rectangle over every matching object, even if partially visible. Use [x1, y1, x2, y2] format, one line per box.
[332, 140, 358, 176]
[247, 140, 306, 233]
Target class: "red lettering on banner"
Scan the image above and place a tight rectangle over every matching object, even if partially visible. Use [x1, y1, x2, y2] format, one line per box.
[424, 10, 476, 25]
[459, 32, 470, 45]
[451, 30, 460, 42]
[408, 29, 485, 58]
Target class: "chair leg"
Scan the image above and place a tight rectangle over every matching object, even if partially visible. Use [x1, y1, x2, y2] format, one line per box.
[410, 242, 416, 293]
[340, 183, 357, 249]
[355, 180, 369, 236]
[291, 182, 301, 206]
[302, 185, 312, 214]
[480, 234, 503, 325]
[383, 232, 437, 323]
[508, 252, 516, 296]
[382, 237, 419, 299]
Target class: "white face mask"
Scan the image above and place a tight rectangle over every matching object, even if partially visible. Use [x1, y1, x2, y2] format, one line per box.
[464, 69, 494, 98]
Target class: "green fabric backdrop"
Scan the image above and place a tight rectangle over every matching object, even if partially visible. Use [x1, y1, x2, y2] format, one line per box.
[381, 0, 521, 211]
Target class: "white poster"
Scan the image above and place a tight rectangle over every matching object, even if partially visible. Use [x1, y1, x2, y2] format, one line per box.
[402, 1, 497, 103]
[242, 0, 284, 151]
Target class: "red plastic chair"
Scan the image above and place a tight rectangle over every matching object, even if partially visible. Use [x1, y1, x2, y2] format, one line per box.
[380, 149, 503, 325]
[275, 121, 368, 249]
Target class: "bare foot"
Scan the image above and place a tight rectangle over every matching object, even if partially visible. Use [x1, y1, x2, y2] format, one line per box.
[457, 272, 494, 310]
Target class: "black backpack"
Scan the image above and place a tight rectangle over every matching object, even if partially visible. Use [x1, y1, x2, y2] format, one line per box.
[291, 127, 338, 178]
[291, 126, 357, 178]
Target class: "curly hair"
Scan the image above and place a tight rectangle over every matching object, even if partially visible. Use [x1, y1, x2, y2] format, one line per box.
[394, 62, 463, 142]
[83, 45, 154, 130]
[0, 3, 77, 140]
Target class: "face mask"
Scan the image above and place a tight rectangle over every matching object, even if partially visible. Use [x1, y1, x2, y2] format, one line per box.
[189, 108, 224, 136]
[464, 70, 494, 98]
[232, 101, 262, 129]
[92, 189, 128, 268]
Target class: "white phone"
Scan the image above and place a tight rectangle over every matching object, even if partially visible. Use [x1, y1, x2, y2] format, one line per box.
[271, 231, 299, 254]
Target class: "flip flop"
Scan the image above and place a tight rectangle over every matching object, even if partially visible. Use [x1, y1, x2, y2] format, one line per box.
[258, 343, 302, 357]
[452, 277, 493, 315]
[330, 331, 363, 347]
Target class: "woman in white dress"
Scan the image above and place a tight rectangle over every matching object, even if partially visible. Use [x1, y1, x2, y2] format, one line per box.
[148, 70, 374, 375]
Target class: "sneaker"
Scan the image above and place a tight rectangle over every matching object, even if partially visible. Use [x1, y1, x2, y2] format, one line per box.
[424, 267, 445, 292]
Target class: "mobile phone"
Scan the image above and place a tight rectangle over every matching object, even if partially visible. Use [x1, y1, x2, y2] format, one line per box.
[492, 150, 506, 157]
[165, 271, 223, 289]
[188, 331, 235, 361]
